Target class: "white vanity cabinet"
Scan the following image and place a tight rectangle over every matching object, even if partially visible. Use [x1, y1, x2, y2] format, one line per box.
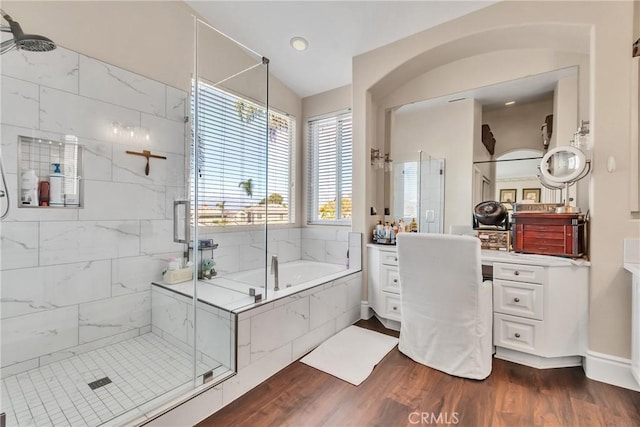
[367, 244, 590, 368]
[491, 259, 589, 368]
[367, 244, 402, 331]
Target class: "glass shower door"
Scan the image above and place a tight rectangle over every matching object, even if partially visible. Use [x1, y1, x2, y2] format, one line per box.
[189, 16, 269, 384]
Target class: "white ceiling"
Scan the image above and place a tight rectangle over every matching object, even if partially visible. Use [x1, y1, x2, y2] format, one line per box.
[186, 1, 497, 98]
[396, 66, 578, 114]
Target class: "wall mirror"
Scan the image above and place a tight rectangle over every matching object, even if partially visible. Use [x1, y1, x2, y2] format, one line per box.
[391, 151, 445, 233]
[492, 149, 561, 205]
[385, 65, 582, 231]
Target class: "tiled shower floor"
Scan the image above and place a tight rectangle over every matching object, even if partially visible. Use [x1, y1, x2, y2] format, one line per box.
[1, 333, 214, 427]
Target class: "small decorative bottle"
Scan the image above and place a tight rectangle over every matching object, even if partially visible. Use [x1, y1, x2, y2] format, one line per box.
[410, 217, 418, 232]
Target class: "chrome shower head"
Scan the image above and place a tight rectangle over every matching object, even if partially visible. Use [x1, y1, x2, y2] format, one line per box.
[1, 9, 56, 54]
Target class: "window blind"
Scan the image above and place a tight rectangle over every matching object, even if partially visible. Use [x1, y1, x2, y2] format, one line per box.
[191, 81, 295, 226]
[307, 111, 352, 224]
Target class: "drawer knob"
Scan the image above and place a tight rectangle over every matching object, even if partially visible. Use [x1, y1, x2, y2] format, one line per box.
[394, 257, 398, 262]
[392, 306, 397, 311]
[515, 333, 521, 338]
[393, 279, 398, 283]
[513, 297, 520, 303]
[514, 271, 520, 276]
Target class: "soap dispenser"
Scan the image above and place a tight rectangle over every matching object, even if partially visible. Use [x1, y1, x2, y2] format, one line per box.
[49, 163, 64, 207]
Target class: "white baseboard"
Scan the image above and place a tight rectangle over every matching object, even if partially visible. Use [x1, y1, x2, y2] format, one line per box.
[494, 347, 582, 369]
[361, 301, 373, 320]
[584, 350, 640, 392]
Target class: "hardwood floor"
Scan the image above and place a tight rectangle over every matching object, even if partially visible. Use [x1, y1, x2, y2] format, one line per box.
[198, 318, 640, 427]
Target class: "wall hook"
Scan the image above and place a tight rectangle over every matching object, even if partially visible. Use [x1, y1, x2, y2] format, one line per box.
[125, 150, 166, 176]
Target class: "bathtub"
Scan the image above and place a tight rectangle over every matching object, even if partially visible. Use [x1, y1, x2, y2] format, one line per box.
[225, 260, 347, 290]
[154, 259, 354, 312]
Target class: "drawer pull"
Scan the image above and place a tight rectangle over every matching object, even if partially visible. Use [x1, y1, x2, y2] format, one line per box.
[394, 257, 398, 262]
[515, 333, 521, 338]
[392, 306, 398, 311]
[393, 279, 398, 283]
[513, 297, 520, 303]
[514, 271, 520, 276]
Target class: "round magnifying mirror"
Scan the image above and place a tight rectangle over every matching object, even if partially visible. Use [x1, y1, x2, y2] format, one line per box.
[539, 146, 587, 184]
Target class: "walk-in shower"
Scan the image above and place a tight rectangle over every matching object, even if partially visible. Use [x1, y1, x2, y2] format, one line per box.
[0, 14, 247, 427]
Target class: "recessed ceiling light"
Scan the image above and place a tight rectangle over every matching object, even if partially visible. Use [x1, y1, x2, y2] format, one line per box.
[290, 36, 308, 51]
[505, 101, 516, 106]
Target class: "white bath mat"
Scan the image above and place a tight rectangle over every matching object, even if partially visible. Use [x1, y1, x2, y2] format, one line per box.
[300, 325, 398, 386]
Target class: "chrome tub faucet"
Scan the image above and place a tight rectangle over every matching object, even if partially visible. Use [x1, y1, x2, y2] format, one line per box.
[271, 255, 279, 291]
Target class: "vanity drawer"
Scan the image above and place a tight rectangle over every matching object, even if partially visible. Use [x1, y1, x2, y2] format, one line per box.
[383, 293, 402, 321]
[380, 251, 399, 266]
[381, 265, 400, 293]
[494, 313, 543, 354]
[493, 279, 543, 320]
[493, 262, 545, 284]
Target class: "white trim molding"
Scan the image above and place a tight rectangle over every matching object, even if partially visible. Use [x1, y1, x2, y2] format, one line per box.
[361, 301, 373, 320]
[584, 350, 640, 392]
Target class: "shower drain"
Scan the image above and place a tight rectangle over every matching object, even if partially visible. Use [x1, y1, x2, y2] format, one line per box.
[87, 377, 112, 390]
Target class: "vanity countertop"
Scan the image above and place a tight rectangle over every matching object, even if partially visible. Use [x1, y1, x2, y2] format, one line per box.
[480, 250, 590, 267]
[367, 242, 590, 267]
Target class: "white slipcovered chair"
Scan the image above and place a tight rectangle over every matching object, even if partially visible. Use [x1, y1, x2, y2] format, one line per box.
[396, 233, 493, 380]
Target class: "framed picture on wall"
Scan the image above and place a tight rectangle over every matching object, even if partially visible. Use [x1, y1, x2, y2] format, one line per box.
[499, 189, 517, 204]
[522, 188, 541, 203]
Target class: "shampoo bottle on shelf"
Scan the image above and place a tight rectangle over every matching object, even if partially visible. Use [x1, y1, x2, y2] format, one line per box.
[49, 163, 64, 207]
[21, 169, 39, 206]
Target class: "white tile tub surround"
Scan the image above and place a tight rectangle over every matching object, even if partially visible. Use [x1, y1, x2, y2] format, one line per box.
[199, 228, 303, 275]
[199, 228, 358, 275]
[149, 271, 363, 425]
[236, 271, 362, 374]
[301, 228, 350, 266]
[0, 46, 186, 376]
[348, 232, 362, 271]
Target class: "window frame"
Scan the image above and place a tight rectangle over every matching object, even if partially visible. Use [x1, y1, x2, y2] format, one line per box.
[306, 109, 353, 226]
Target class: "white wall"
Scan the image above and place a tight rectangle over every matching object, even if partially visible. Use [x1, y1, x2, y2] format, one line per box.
[392, 99, 475, 230]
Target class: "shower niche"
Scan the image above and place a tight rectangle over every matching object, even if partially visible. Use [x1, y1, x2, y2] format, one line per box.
[17, 135, 84, 208]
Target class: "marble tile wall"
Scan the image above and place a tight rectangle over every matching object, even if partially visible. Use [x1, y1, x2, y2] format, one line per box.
[300, 228, 351, 266]
[200, 228, 361, 274]
[0, 47, 187, 375]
